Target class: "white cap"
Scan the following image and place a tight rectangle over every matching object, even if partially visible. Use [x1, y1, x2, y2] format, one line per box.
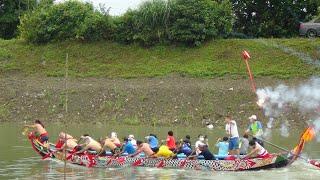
[128, 134, 134, 139]
[249, 115, 257, 120]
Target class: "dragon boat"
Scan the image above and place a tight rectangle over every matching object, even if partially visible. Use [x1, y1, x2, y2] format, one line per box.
[26, 132, 304, 171]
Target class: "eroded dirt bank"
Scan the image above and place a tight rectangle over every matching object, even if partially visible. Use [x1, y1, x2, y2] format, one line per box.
[0, 75, 308, 128]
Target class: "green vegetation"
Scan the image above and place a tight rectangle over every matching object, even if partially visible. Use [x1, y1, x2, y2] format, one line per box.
[19, 0, 233, 46]
[0, 38, 319, 78]
[231, 0, 319, 38]
[19, 1, 114, 43]
[2, 0, 320, 41]
[0, 0, 39, 39]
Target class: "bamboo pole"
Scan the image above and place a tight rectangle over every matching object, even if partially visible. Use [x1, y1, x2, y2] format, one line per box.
[64, 53, 69, 180]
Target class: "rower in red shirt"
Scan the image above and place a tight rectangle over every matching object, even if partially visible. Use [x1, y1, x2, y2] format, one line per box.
[166, 130, 176, 151]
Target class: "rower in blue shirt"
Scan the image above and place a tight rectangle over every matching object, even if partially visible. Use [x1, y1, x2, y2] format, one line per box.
[122, 137, 136, 154]
[146, 134, 159, 152]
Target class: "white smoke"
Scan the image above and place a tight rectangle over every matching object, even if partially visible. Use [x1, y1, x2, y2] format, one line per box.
[257, 77, 320, 117]
[280, 120, 290, 137]
[256, 77, 320, 137]
[263, 117, 274, 140]
[313, 118, 320, 142]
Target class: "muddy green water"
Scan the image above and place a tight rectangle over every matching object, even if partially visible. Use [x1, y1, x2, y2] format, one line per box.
[1, 122, 320, 180]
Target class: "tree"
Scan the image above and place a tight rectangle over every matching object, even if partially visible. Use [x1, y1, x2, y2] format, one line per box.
[168, 0, 233, 46]
[232, 0, 320, 37]
[0, 0, 38, 39]
[19, 0, 114, 43]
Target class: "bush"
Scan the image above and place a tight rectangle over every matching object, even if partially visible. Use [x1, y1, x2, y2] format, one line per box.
[19, 0, 113, 43]
[77, 12, 114, 41]
[114, 0, 233, 46]
[19, 0, 233, 46]
[168, 0, 233, 46]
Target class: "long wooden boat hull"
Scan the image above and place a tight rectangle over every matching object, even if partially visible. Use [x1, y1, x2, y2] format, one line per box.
[28, 133, 297, 171]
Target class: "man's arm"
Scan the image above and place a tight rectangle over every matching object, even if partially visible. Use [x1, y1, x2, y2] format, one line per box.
[76, 143, 89, 154]
[215, 139, 221, 147]
[24, 124, 36, 128]
[130, 148, 142, 157]
[96, 145, 107, 156]
[244, 147, 258, 158]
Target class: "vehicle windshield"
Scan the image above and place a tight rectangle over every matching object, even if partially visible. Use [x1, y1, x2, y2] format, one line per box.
[313, 18, 320, 23]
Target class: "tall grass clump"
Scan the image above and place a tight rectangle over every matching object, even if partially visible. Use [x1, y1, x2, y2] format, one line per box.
[114, 0, 233, 46]
[114, 0, 173, 46]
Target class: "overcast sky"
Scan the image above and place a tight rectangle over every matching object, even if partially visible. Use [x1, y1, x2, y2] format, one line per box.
[56, 0, 145, 15]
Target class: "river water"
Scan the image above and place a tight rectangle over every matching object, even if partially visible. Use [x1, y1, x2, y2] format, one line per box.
[1, 122, 320, 179]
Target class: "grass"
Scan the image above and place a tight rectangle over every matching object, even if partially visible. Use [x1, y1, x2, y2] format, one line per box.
[0, 38, 319, 78]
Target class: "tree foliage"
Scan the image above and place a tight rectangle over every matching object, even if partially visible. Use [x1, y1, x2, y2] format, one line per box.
[19, 0, 113, 43]
[169, 0, 233, 46]
[114, 0, 233, 46]
[0, 0, 38, 39]
[232, 0, 320, 37]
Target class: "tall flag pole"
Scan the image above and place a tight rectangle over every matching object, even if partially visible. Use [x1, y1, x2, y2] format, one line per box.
[242, 50, 256, 92]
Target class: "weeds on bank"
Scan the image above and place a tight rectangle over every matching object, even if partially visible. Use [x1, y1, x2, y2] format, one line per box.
[0, 38, 320, 78]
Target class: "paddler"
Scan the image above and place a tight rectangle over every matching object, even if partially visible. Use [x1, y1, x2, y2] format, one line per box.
[243, 139, 271, 159]
[110, 132, 121, 147]
[188, 144, 215, 160]
[56, 132, 78, 151]
[75, 134, 102, 154]
[120, 137, 136, 155]
[150, 144, 174, 158]
[24, 120, 49, 147]
[97, 137, 121, 156]
[130, 140, 155, 157]
[166, 130, 176, 151]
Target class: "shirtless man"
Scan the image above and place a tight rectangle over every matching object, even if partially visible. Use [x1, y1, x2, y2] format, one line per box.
[25, 120, 49, 147]
[130, 140, 155, 157]
[97, 137, 121, 156]
[76, 134, 102, 154]
[110, 132, 121, 147]
[56, 132, 78, 151]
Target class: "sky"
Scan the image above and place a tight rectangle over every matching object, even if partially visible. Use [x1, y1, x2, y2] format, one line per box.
[55, 0, 145, 15]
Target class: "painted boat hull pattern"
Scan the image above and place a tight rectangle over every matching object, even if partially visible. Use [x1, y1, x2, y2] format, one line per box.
[28, 133, 297, 171]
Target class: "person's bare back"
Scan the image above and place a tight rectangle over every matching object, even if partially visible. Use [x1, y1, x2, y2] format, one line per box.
[34, 123, 46, 135]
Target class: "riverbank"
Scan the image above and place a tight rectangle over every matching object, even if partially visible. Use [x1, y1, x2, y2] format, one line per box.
[0, 38, 319, 128]
[0, 75, 310, 128]
[0, 38, 319, 78]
